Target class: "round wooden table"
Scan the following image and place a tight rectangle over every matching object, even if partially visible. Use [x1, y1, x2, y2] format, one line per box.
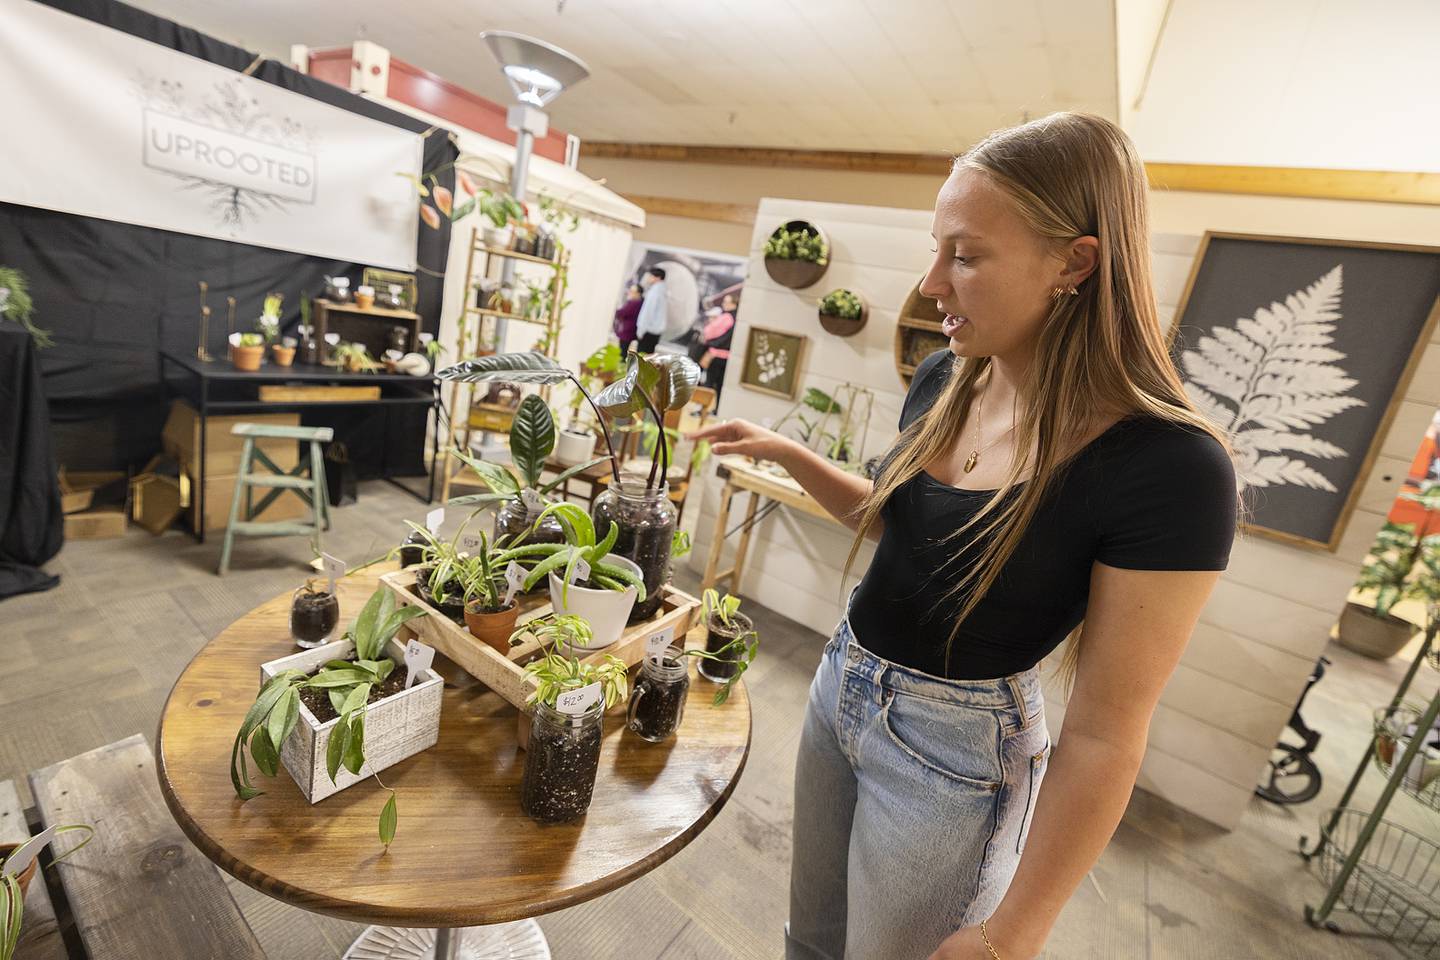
[156, 566, 751, 958]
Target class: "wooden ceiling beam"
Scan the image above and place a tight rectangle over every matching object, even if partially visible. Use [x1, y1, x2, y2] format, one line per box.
[620, 193, 756, 226]
[586, 142, 953, 176]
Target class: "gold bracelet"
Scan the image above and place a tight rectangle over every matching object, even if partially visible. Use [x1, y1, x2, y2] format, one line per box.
[979, 920, 1003, 960]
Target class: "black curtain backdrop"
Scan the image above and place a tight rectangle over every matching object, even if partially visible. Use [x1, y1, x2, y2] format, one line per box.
[1, 0, 457, 478]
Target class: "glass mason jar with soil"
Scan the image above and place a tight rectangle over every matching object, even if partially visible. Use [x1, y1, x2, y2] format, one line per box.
[590, 475, 676, 623]
[698, 611, 755, 683]
[494, 497, 567, 549]
[290, 583, 340, 649]
[521, 699, 605, 823]
[627, 648, 689, 743]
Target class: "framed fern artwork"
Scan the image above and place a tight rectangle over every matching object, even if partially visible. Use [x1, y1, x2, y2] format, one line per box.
[1168, 232, 1440, 551]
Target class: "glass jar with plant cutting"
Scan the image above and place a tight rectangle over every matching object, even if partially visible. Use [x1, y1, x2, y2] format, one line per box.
[230, 587, 428, 848]
[449, 393, 610, 548]
[514, 613, 628, 823]
[696, 589, 760, 686]
[627, 645, 690, 743]
[290, 578, 340, 649]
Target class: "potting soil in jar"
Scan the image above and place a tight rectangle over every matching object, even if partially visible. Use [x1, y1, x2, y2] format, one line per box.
[521, 700, 604, 823]
[627, 651, 689, 742]
[495, 497, 567, 548]
[291, 588, 340, 648]
[591, 476, 676, 622]
[697, 612, 755, 683]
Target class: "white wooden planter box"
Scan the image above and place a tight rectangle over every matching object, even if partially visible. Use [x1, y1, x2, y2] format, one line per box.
[259, 637, 443, 803]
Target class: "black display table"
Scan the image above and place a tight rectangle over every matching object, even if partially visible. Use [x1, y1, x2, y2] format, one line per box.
[159, 352, 438, 542]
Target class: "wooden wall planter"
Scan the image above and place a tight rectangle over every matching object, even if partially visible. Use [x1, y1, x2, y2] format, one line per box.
[894, 281, 950, 385]
[763, 220, 830, 289]
[818, 289, 868, 337]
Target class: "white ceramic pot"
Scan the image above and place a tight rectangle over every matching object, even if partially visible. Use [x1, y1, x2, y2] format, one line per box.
[554, 428, 594, 467]
[483, 225, 513, 249]
[548, 555, 641, 650]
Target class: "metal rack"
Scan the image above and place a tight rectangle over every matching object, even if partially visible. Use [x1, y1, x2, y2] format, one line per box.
[1303, 609, 1440, 957]
[437, 228, 569, 504]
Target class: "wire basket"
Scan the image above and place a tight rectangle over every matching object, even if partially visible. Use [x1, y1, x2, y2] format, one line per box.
[1317, 808, 1440, 956]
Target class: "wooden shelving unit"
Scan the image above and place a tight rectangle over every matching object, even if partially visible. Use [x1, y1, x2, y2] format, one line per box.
[893, 283, 950, 385]
[437, 227, 570, 503]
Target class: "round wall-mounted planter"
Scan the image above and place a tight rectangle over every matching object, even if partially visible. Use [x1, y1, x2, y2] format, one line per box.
[818, 289, 868, 337]
[763, 220, 830, 289]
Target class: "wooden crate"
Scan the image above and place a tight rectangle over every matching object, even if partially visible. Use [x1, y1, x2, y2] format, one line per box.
[258, 384, 381, 403]
[64, 506, 127, 540]
[379, 568, 701, 710]
[161, 400, 300, 475]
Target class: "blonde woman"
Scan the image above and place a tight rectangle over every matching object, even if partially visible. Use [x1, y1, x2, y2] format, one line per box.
[690, 113, 1238, 959]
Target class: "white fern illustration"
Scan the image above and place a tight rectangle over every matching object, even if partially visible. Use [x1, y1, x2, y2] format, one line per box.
[1181, 265, 1365, 491]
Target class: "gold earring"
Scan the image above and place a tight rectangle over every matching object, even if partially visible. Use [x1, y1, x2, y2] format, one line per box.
[1050, 286, 1065, 302]
[1068, 284, 1079, 296]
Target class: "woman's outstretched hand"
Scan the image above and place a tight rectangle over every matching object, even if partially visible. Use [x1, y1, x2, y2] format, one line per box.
[687, 418, 794, 464]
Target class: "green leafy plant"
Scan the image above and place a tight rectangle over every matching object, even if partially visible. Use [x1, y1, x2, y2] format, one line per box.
[671, 529, 692, 559]
[681, 589, 760, 705]
[404, 520, 470, 606]
[518, 615, 629, 709]
[763, 223, 828, 264]
[1357, 486, 1440, 618]
[261, 291, 284, 320]
[2, 826, 93, 958]
[0, 266, 53, 348]
[237, 332, 263, 348]
[230, 588, 427, 848]
[459, 530, 511, 611]
[448, 393, 608, 510]
[702, 588, 743, 628]
[424, 338, 445, 363]
[595, 351, 703, 491]
[537, 193, 581, 234]
[491, 501, 646, 603]
[478, 188, 525, 230]
[817, 289, 863, 320]
[332, 341, 379, 372]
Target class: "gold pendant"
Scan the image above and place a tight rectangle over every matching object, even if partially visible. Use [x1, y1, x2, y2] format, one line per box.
[963, 450, 979, 473]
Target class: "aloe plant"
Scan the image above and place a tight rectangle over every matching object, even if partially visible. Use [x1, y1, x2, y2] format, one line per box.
[230, 587, 427, 848]
[491, 501, 647, 603]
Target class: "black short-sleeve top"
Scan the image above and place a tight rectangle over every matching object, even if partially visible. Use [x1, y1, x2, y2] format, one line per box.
[846, 349, 1238, 680]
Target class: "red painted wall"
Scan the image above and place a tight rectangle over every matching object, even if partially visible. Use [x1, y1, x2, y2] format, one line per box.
[304, 47, 569, 164]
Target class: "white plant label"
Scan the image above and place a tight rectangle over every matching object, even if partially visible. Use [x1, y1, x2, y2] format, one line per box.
[2, 825, 55, 878]
[425, 507, 444, 534]
[567, 557, 591, 586]
[321, 552, 345, 594]
[461, 534, 482, 554]
[503, 561, 526, 606]
[645, 625, 676, 662]
[556, 681, 602, 716]
[403, 639, 435, 689]
[520, 487, 544, 516]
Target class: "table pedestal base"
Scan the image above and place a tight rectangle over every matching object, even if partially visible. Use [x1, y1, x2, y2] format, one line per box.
[343, 920, 550, 960]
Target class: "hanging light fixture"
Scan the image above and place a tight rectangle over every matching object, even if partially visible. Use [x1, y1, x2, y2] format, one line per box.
[479, 31, 589, 348]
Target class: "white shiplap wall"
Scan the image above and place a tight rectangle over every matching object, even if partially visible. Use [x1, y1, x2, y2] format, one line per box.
[686, 197, 1440, 830]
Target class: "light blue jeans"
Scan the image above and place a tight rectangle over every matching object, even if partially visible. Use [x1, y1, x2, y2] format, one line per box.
[786, 614, 1051, 960]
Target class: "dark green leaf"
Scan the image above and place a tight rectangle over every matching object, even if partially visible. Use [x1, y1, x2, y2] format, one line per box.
[436, 351, 570, 385]
[343, 711, 366, 775]
[307, 668, 375, 688]
[328, 688, 347, 714]
[326, 721, 349, 783]
[379, 792, 398, 848]
[250, 725, 280, 777]
[339, 682, 372, 718]
[375, 659, 396, 682]
[374, 605, 429, 649]
[266, 687, 299, 755]
[537, 456, 609, 495]
[510, 394, 556, 487]
[453, 451, 521, 495]
[352, 590, 385, 661]
[241, 671, 301, 742]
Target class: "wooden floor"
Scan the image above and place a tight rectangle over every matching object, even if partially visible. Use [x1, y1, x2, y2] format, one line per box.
[3, 479, 1429, 959]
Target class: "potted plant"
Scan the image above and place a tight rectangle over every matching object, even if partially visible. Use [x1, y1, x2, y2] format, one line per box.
[273, 335, 297, 367]
[1340, 487, 1440, 658]
[763, 220, 829, 289]
[290, 577, 340, 649]
[478, 188, 524, 249]
[460, 531, 521, 652]
[695, 589, 760, 689]
[332, 341, 379, 373]
[405, 521, 470, 623]
[232, 332, 264, 371]
[449, 392, 609, 546]
[232, 587, 434, 847]
[1, 825, 93, 957]
[517, 615, 628, 822]
[492, 502, 647, 648]
[817, 288, 868, 337]
[0, 266, 54, 348]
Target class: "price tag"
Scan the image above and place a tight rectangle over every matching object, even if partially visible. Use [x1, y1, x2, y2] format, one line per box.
[567, 557, 591, 586]
[520, 488, 544, 516]
[555, 681, 602, 716]
[403, 639, 435, 689]
[503, 561, 526, 606]
[321, 552, 346, 595]
[645, 625, 676, 662]
[2, 825, 55, 878]
[461, 534, 483, 554]
[425, 507, 444, 535]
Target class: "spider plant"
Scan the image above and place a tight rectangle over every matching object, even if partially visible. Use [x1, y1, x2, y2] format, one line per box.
[491, 502, 647, 604]
[2, 825, 93, 959]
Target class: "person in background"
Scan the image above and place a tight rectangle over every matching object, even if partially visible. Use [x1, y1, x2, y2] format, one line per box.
[612, 282, 643, 353]
[699, 292, 738, 399]
[635, 266, 668, 354]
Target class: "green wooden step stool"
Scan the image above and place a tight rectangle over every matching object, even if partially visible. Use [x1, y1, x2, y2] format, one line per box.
[217, 423, 334, 575]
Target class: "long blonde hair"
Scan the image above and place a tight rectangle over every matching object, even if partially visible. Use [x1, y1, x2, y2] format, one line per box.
[841, 112, 1235, 687]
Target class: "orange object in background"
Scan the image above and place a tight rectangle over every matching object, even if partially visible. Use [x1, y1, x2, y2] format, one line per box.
[1386, 408, 1440, 533]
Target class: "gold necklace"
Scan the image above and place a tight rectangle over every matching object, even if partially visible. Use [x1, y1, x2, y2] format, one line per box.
[963, 382, 1016, 473]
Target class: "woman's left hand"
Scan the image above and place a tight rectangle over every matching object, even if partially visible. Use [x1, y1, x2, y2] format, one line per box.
[927, 924, 1035, 960]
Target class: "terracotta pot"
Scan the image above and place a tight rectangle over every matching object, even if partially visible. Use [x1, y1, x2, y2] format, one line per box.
[1338, 602, 1418, 660]
[272, 345, 296, 367]
[0, 841, 38, 898]
[232, 344, 264, 371]
[355, 292, 375, 310]
[464, 599, 520, 653]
